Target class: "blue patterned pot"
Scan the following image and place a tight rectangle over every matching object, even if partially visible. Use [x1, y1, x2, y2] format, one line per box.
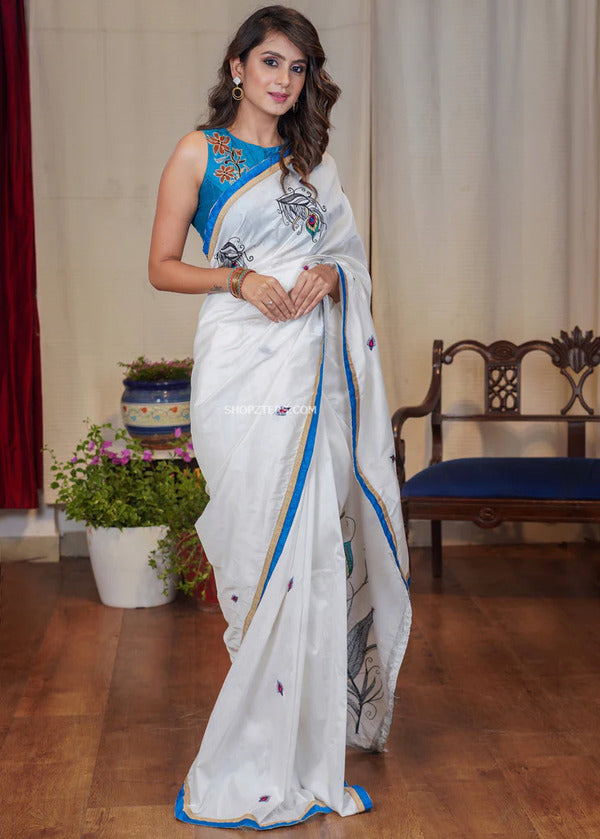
[121, 379, 191, 449]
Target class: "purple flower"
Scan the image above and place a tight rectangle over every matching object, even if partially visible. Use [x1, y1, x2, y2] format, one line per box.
[186, 441, 194, 452]
[174, 447, 184, 457]
[119, 449, 131, 465]
[183, 452, 192, 463]
[70, 456, 79, 464]
[90, 455, 100, 465]
[142, 449, 153, 462]
[100, 440, 112, 451]
[174, 427, 182, 438]
[87, 440, 96, 451]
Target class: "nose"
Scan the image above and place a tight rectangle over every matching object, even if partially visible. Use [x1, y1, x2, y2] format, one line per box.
[277, 66, 290, 87]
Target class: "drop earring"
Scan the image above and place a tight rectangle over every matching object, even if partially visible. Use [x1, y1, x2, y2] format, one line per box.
[232, 76, 244, 101]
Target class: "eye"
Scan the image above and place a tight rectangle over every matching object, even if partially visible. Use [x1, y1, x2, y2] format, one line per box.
[291, 65, 305, 75]
[264, 58, 278, 67]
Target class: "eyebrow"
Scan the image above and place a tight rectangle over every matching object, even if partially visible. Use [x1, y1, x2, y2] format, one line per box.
[260, 50, 307, 65]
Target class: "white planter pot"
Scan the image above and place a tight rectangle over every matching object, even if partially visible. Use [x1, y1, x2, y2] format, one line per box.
[86, 525, 176, 608]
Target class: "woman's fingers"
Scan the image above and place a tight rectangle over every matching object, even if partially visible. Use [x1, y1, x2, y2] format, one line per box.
[241, 274, 294, 321]
[291, 265, 339, 317]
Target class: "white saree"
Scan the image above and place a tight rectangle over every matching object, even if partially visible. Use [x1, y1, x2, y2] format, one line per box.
[175, 150, 412, 830]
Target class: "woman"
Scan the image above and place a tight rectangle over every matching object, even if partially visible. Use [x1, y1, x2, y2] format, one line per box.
[149, 5, 411, 830]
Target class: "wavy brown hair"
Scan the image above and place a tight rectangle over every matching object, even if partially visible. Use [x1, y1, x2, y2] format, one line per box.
[197, 5, 340, 192]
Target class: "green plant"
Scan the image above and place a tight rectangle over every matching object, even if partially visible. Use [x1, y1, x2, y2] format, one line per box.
[118, 355, 193, 382]
[150, 467, 213, 599]
[47, 421, 203, 529]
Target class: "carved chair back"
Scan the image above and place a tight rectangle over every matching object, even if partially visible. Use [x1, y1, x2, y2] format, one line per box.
[430, 327, 600, 464]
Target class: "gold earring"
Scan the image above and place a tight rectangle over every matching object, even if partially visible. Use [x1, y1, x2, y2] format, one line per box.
[232, 75, 244, 101]
[292, 101, 298, 112]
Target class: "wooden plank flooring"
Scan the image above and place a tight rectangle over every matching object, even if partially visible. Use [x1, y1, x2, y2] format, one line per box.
[1, 542, 599, 838]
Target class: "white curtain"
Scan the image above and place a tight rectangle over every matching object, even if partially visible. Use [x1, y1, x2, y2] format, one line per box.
[30, 1, 599, 543]
[372, 0, 599, 543]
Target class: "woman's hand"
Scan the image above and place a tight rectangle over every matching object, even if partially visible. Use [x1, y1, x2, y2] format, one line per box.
[240, 273, 295, 323]
[290, 264, 340, 318]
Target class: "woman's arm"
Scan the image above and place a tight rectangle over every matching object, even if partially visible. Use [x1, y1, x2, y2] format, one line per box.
[148, 131, 295, 322]
[148, 131, 232, 294]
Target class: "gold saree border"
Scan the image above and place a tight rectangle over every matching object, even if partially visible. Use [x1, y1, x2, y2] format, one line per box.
[182, 778, 329, 827]
[241, 339, 324, 639]
[208, 154, 293, 262]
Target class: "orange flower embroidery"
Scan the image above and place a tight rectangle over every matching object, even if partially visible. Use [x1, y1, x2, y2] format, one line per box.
[214, 163, 237, 183]
[207, 132, 231, 155]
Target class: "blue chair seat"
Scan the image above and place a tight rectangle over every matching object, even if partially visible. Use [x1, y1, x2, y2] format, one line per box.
[402, 457, 600, 501]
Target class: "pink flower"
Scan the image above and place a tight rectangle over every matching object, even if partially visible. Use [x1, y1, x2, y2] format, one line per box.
[174, 427, 182, 438]
[100, 440, 112, 451]
[87, 440, 96, 451]
[119, 449, 131, 465]
[70, 456, 79, 464]
[183, 452, 192, 463]
[174, 447, 184, 457]
[142, 450, 153, 462]
[186, 441, 194, 452]
[90, 455, 100, 465]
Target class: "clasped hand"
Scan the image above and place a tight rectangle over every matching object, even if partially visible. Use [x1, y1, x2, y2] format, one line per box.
[240, 263, 339, 323]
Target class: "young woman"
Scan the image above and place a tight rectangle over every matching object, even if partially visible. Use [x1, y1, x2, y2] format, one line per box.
[149, 5, 411, 830]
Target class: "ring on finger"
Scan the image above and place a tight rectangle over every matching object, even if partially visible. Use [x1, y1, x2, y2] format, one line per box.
[267, 301, 274, 306]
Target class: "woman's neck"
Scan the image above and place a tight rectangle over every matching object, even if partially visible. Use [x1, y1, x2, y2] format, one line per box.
[227, 109, 282, 148]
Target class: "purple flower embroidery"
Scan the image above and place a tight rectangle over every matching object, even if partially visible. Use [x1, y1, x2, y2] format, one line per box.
[277, 680, 284, 696]
[367, 335, 376, 351]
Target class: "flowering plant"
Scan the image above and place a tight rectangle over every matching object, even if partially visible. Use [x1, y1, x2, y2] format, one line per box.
[118, 355, 193, 382]
[47, 421, 202, 529]
[150, 467, 212, 598]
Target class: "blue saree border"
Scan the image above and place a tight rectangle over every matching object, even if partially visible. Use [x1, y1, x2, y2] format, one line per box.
[175, 782, 333, 830]
[202, 151, 282, 257]
[258, 321, 325, 604]
[338, 265, 409, 590]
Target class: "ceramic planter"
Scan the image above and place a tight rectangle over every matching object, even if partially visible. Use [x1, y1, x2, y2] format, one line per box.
[121, 378, 191, 449]
[86, 525, 176, 608]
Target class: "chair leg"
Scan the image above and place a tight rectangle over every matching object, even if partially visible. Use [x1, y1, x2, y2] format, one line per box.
[431, 520, 442, 577]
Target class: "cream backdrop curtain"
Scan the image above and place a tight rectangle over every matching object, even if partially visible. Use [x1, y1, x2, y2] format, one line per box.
[32, 1, 599, 544]
[372, 0, 600, 544]
[30, 0, 371, 501]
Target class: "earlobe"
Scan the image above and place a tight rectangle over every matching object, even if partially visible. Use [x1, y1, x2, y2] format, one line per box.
[229, 57, 243, 82]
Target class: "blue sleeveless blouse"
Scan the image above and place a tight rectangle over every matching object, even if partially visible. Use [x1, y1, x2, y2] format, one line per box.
[191, 128, 282, 240]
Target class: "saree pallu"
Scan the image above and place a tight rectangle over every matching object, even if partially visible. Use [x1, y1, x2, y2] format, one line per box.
[175, 151, 412, 830]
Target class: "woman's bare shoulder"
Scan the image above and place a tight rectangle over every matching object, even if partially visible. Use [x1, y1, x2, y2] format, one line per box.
[169, 130, 208, 184]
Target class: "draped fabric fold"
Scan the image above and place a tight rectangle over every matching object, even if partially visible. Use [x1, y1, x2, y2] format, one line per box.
[176, 152, 411, 830]
[0, 0, 43, 508]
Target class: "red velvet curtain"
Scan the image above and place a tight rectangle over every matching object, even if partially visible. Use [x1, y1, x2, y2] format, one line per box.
[0, 0, 43, 508]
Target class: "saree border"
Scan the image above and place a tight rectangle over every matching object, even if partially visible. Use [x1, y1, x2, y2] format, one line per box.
[338, 265, 409, 590]
[344, 781, 373, 813]
[176, 780, 332, 829]
[204, 153, 293, 260]
[241, 320, 325, 638]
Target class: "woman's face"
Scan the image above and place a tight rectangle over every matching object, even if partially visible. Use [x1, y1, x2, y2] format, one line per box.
[231, 31, 307, 119]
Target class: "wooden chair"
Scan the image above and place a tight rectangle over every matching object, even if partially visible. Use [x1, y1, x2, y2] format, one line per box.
[392, 327, 600, 576]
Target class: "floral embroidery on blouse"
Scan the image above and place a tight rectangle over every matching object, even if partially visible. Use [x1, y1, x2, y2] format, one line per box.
[207, 132, 248, 184]
[206, 132, 231, 156]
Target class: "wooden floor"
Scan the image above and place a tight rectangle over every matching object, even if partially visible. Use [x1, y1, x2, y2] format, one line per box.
[1, 542, 600, 838]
